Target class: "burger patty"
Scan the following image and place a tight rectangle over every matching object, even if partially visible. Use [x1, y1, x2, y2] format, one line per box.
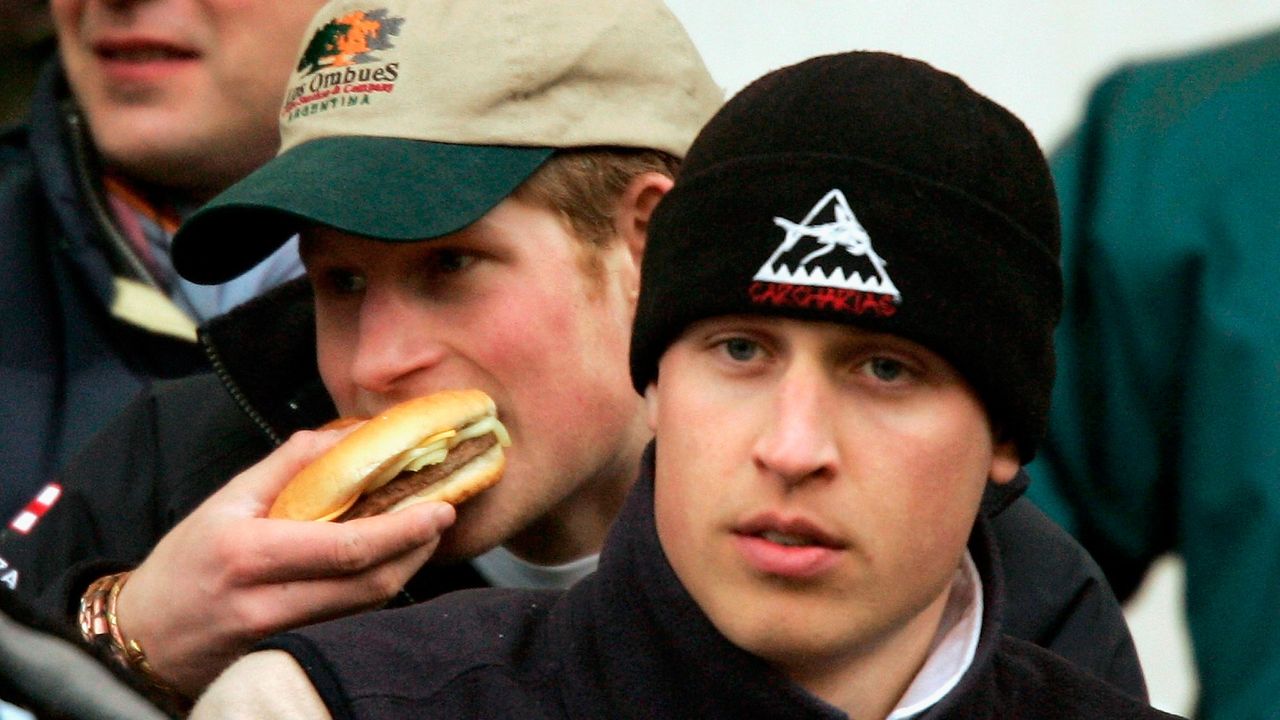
[338, 434, 499, 521]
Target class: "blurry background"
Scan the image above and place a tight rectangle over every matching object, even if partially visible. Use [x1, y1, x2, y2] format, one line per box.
[666, 1, 1280, 715]
[668, 0, 1280, 150]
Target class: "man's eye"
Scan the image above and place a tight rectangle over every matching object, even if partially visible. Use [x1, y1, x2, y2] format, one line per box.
[326, 270, 366, 294]
[721, 337, 760, 362]
[433, 250, 476, 274]
[866, 357, 906, 382]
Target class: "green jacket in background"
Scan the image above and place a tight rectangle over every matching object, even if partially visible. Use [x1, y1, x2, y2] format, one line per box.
[1028, 29, 1280, 720]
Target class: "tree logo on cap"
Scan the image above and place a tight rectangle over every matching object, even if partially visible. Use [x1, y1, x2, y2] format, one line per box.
[749, 189, 899, 317]
[283, 9, 404, 121]
[297, 9, 404, 75]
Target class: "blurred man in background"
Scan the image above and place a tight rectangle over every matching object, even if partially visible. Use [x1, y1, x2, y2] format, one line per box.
[1029, 28, 1280, 720]
[0, 0, 321, 520]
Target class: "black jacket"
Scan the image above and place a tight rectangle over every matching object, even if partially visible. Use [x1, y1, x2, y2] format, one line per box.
[0, 62, 206, 522]
[264, 453, 1179, 719]
[0, 279, 1146, 700]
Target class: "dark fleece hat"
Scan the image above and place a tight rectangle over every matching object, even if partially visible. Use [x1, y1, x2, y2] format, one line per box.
[629, 52, 1062, 462]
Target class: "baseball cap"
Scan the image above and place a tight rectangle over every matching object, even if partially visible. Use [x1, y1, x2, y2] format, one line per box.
[173, 0, 722, 284]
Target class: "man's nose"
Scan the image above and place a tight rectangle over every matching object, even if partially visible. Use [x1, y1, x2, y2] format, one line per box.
[751, 366, 840, 488]
[348, 287, 446, 396]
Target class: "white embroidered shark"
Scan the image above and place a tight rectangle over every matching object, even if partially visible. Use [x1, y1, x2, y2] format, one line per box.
[754, 188, 900, 299]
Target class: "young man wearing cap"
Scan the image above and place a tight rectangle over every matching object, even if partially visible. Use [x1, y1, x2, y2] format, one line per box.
[7, 0, 721, 702]
[3, 0, 1144, 709]
[191, 51, 1178, 720]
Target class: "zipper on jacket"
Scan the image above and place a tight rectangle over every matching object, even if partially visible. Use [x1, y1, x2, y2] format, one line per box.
[200, 335, 286, 447]
[64, 107, 164, 290]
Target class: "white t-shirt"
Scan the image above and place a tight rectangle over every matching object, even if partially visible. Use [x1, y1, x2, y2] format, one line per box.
[472, 545, 600, 590]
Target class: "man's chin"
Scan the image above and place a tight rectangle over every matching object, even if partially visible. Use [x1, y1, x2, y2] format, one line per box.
[429, 530, 502, 565]
[94, 121, 273, 196]
[430, 507, 511, 564]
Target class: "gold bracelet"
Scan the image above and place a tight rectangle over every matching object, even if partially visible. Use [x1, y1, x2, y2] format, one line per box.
[78, 571, 122, 648]
[78, 571, 190, 712]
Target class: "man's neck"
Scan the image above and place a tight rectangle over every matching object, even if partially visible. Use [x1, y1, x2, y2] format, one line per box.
[503, 428, 649, 565]
[504, 468, 635, 564]
[787, 583, 955, 719]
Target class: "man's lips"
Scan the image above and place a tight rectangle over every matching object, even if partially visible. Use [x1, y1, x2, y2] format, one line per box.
[734, 513, 846, 549]
[93, 38, 200, 63]
[731, 513, 846, 579]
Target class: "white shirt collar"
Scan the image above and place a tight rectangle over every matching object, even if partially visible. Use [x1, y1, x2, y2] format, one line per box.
[472, 545, 600, 590]
[887, 550, 984, 719]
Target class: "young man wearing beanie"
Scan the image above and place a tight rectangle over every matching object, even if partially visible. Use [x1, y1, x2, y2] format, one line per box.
[4, 1, 1141, 710]
[190, 52, 1178, 720]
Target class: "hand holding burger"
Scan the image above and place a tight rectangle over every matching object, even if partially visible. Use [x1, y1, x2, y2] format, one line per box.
[269, 389, 510, 522]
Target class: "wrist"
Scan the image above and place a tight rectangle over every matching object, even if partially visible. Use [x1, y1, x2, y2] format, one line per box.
[78, 571, 192, 714]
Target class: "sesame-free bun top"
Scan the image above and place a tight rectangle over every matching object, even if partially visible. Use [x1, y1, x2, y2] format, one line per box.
[269, 389, 503, 521]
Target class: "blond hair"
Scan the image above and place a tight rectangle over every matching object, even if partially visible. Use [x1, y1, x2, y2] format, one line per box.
[515, 148, 680, 249]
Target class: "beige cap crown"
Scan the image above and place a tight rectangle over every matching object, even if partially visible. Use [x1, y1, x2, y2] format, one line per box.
[278, 0, 723, 156]
[173, 0, 723, 285]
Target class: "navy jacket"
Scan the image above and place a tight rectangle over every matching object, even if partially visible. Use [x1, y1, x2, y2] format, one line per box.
[0, 63, 205, 521]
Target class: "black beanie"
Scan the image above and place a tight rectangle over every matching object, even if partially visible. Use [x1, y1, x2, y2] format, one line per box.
[630, 52, 1062, 463]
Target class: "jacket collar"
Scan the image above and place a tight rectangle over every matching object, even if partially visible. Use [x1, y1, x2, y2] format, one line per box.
[197, 278, 334, 443]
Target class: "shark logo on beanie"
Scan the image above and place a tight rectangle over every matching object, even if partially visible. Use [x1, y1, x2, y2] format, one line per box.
[750, 188, 900, 318]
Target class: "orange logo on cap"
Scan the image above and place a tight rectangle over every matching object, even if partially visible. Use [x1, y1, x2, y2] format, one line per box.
[297, 8, 404, 75]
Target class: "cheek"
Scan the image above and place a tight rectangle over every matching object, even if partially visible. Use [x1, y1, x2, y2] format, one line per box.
[864, 440, 988, 575]
[49, 0, 80, 35]
[213, 19, 291, 102]
[652, 452, 709, 583]
[651, 382, 728, 560]
[52, 3, 89, 83]
[313, 312, 358, 414]
[484, 281, 631, 410]
[850, 403, 992, 562]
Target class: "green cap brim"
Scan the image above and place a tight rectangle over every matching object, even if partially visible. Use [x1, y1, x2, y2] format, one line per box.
[172, 136, 554, 284]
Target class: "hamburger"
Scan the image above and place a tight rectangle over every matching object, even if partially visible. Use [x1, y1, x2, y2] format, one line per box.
[269, 389, 510, 522]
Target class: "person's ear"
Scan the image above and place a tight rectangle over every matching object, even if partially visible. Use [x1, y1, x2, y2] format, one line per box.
[643, 381, 660, 432]
[989, 439, 1021, 485]
[614, 171, 673, 269]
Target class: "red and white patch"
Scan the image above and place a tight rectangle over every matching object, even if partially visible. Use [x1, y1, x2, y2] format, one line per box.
[9, 483, 62, 535]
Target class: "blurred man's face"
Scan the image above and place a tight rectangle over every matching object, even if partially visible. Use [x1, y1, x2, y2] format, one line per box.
[646, 316, 1019, 704]
[52, 0, 325, 199]
[302, 196, 651, 565]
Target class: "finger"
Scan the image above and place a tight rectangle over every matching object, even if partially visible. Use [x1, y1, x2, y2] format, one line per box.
[220, 426, 361, 509]
[228, 540, 442, 641]
[232, 501, 456, 584]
